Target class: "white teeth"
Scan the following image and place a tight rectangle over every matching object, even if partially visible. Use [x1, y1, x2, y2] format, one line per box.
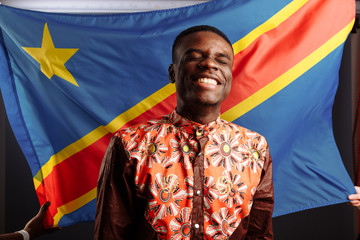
[197, 78, 218, 86]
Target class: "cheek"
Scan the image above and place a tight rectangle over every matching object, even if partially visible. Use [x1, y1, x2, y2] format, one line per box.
[224, 82, 232, 99]
[175, 64, 191, 80]
[223, 72, 233, 96]
[224, 69, 233, 87]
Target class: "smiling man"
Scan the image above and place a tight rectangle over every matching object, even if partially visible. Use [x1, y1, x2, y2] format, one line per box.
[94, 25, 274, 240]
[169, 29, 233, 125]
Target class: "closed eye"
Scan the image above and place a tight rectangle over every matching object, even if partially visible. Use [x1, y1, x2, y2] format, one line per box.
[216, 53, 231, 65]
[184, 50, 203, 61]
[216, 57, 230, 65]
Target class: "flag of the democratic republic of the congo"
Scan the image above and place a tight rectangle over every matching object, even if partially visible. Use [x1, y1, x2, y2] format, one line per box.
[0, 0, 356, 226]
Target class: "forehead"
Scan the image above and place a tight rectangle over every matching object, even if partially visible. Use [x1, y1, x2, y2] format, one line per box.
[175, 31, 233, 57]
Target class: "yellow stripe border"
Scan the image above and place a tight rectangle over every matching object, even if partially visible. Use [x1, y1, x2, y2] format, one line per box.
[232, 0, 308, 54]
[53, 187, 97, 226]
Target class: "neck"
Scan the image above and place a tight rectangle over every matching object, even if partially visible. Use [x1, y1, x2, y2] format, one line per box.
[176, 104, 221, 125]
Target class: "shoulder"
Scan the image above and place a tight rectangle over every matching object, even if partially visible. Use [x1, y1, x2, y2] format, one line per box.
[114, 114, 172, 140]
[223, 119, 267, 139]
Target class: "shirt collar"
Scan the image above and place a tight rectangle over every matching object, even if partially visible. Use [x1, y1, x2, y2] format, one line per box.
[168, 109, 222, 134]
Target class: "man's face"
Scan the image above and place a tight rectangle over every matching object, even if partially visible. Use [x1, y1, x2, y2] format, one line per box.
[170, 31, 234, 109]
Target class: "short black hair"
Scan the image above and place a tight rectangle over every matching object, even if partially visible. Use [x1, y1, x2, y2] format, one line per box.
[172, 25, 233, 63]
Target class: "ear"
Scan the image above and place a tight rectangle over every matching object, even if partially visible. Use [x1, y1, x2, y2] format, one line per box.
[168, 64, 175, 83]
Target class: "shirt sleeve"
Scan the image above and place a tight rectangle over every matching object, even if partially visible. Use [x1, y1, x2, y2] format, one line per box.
[94, 135, 155, 240]
[244, 145, 274, 239]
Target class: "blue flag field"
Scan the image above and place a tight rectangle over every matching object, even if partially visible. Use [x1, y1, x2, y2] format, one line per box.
[0, 0, 356, 226]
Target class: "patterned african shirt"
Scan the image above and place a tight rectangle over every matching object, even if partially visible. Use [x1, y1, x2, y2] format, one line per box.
[94, 110, 274, 240]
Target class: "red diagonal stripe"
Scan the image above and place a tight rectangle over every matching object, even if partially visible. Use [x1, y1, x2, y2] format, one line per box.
[221, 0, 353, 113]
[36, 93, 176, 222]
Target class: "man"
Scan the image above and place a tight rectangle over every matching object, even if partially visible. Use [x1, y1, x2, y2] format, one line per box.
[94, 25, 274, 240]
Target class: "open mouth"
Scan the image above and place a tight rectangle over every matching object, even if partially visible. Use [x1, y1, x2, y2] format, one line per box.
[196, 78, 219, 86]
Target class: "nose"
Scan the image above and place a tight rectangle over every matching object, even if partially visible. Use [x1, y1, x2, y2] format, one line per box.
[197, 57, 218, 70]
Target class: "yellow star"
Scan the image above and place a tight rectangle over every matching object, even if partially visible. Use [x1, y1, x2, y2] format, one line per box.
[22, 23, 79, 87]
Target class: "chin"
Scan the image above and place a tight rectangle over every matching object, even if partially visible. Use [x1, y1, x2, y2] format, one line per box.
[195, 98, 222, 107]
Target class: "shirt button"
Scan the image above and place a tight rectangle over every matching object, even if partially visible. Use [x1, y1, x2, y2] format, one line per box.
[194, 224, 199, 229]
[196, 190, 201, 195]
